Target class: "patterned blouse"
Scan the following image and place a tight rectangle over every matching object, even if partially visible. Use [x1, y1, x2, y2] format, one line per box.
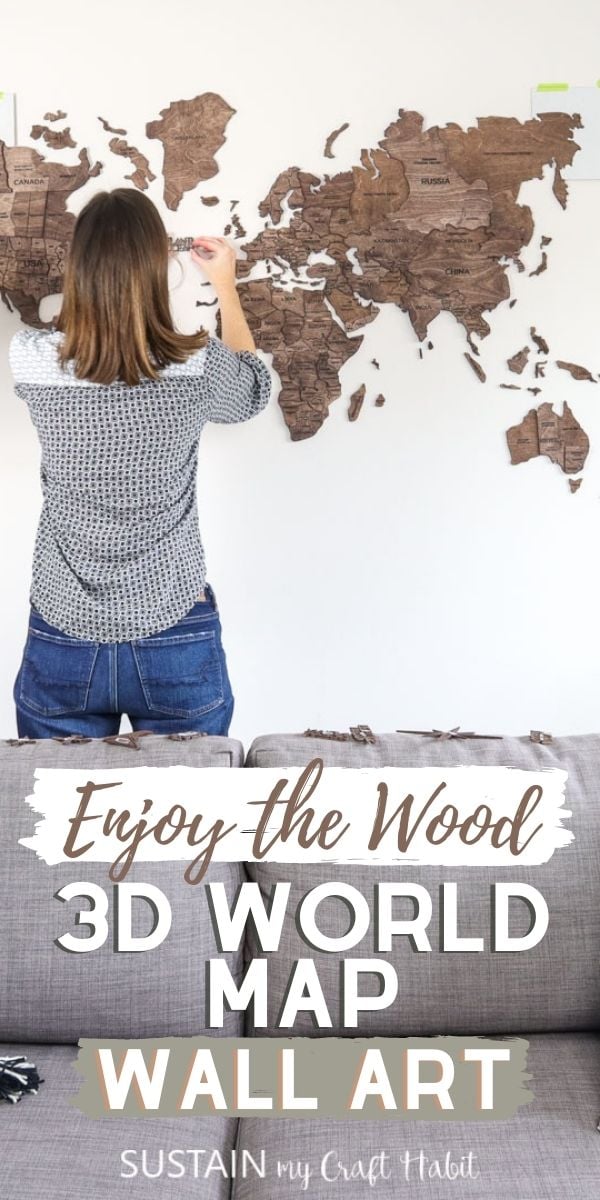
[9, 328, 272, 642]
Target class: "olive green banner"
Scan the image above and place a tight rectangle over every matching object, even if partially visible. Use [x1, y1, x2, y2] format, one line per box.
[73, 1035, 532, 1120]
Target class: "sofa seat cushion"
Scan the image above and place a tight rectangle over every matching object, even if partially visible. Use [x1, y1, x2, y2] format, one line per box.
[0, 1043, 237, 1199]
[232, 1033, 600, 1199]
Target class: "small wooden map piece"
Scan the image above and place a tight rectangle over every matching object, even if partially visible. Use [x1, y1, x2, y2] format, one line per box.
[500, 383, 521, 390]
[569, 478, 582, 493]
[529, 252, 548, 277]
[98, 116, 127, 135]
[108, 137, 155, 191]
[374, 394, 386, 406]
[231, 212, 246, 238]
[324, 122, 350, 158]
[465, 352, 486, 382]
[30, 124, 76, 150]
[348, 384, 366, 421]
[507, 401, 589, 475]
[530, 328, 549, 354]
[507, 347, 530, 374]
[201, 196, 219, 206]
[44, 110, 67, 122]
[553, 164, 568, 209]
[556, 360, 597, 383]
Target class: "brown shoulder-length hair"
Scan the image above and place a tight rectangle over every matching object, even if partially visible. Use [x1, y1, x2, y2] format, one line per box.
[56, 188, 208, 385]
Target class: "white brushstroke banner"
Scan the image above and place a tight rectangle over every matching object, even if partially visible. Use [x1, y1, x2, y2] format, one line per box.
[20, 763, 572, 871]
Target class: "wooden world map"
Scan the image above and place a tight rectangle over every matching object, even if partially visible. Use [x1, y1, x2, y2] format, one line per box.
[0, 94, 596, 488]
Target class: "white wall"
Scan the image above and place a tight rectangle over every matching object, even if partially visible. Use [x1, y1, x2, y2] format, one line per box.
[2, 0, 600, 742]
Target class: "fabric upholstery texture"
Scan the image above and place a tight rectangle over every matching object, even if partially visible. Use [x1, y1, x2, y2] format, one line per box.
[231, 1034, 600, 1200]
[0, 734, 245, 1042]
[0, 1043, 238, 1200]
[244, 732, 600, 1035]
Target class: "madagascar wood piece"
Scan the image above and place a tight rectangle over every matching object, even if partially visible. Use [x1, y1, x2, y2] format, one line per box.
[507, 401, 589, 475]
[465, 352, 486, 382]
[348, 384, 366, 421]
[507, 347, 530, 374]
[324, 121, 350, 158]
[556, 360, 597, 383]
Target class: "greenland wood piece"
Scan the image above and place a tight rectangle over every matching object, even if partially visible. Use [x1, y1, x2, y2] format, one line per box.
[146, 93, 236, 211]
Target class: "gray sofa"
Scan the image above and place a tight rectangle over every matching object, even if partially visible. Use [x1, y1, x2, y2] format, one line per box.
[1, 730, 599, 1198]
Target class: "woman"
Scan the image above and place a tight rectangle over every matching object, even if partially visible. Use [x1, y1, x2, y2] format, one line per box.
[9, 187, 272, 739]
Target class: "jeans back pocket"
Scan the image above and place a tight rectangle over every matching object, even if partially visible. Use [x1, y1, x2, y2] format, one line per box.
[16, 629, 99, 716]
[131, 629, 224, 718]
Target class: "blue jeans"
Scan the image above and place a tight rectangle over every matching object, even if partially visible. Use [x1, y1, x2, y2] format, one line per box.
[13, 584, 234, 739]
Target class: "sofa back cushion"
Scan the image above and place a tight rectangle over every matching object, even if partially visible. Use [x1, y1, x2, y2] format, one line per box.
[244, 731, 600, 1035]
[0, 733, 245, 1043]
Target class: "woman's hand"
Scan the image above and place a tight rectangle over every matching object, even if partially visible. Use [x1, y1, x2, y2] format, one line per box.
[191, 236, 237, 294]
[191, 235, 256, 352]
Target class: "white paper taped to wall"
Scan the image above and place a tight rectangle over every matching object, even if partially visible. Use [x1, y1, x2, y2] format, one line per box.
[532, 83, 600, 179]
[0, 92, 16, 145]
